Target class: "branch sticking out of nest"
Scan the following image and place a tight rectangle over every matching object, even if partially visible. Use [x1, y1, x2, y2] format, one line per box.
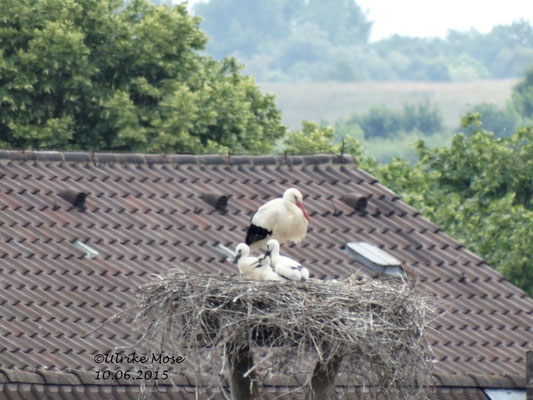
[130, 272, 435, 399]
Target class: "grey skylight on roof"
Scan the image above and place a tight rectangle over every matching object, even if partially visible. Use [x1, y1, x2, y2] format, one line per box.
[72, 239, 99, 259]
[214, 243, 236, 262]
[345, 242, 404, 276]
[483, 389, 525, 400]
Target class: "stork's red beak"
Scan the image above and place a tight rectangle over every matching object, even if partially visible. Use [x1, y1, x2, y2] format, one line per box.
[296, 202, 311, 224]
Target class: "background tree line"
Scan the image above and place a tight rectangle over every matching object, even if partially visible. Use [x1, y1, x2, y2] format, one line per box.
[193, 0, 533, 82]
[1, 0, 532, 295]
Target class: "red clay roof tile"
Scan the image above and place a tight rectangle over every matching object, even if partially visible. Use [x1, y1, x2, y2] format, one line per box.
[0, 151, 531, 397]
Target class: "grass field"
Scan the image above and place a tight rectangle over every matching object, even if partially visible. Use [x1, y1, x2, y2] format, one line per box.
[259, 79, 518, 130]
[259, 79, 519, 162]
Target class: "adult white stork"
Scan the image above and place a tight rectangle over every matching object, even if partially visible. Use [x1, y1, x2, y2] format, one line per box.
[233, 243, 281, 281]
[245, 188, 311, 249]
[264, 239, 310, 282]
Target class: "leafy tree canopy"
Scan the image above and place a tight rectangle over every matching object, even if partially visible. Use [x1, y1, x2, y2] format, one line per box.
[338, 101, 444, 140]
[282, 66, 533, 295]
[462, 103, 519, 138]
[283, 121, 364, 161]
[194, 0, 372, 65]
[512, 65, 533, 119]
[369, 116, 533, 296]
[193, 0, 533, 82]
[0, 0, 286, 152]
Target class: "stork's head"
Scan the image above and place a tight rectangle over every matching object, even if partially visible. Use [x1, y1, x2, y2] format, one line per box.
[283, 188, 311, 224]
[234, 243, 250, 265]
[265, 239, 280, 258]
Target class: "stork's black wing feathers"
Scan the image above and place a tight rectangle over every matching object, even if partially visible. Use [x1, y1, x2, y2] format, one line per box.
[277, 272, 291, 281]
[245, 223, 272, 246]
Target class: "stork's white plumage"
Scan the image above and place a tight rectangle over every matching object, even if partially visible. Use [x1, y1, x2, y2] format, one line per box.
[245, 188, 311, 249]
[233, 243, 281, 281]
[264, 239, 310, 282]
[234, 243, 258, 278]
[254, 255, 283, 281]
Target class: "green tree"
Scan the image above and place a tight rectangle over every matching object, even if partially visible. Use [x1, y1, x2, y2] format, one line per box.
[446, 21, 533, 79]
[402, 101, 444, 135]
[336, 101, 444, 141]
[194, 0, 297, 59]
[193, 0, 373, 82]
[463, 103, 519, 138]
[303, 0, 371, 46]
[370, 115, 533, 296]
[282, 121, 365, 162]
[512, 65, 533, 119]
[0, 0, 286, 153]
[357, 105, 403, 138]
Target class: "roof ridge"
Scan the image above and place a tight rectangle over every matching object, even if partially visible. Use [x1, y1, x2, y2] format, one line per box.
[0, 150, 356, 166]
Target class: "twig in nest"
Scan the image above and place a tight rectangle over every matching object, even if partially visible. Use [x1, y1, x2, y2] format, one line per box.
[123, 272, 435, 399]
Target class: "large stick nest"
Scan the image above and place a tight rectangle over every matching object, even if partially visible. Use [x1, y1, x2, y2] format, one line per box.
[131, 272, 435, 399]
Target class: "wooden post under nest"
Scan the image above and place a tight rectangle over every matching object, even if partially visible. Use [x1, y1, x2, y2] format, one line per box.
[227, 342, 259, 400]
[306, 354, 344, 400]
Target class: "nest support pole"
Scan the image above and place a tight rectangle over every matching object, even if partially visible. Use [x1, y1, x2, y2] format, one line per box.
[306, 354, 344, 400]
[227, 342, 259, 400]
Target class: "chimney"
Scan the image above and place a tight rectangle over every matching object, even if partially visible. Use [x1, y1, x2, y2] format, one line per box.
[201, 192, 228, 212]
[58, 189, 87, 211]
[340, 192, 368, 212]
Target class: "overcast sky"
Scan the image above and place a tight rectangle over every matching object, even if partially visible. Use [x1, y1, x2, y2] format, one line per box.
[184, 0, 533, 42]
[357, 0, 533, 41]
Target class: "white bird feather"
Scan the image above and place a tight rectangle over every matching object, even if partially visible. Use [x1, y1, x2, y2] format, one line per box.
[245, 188, 310, 249]
[234, 243, 282, 281]
[264, 239, 310, 281]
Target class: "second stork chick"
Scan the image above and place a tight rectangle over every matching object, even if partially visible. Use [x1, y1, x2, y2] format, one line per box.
[264, 239, 309, 282]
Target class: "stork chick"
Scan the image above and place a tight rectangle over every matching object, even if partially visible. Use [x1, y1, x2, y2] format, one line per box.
[264, 239, 309, 282]
[234, 243, 281, 281]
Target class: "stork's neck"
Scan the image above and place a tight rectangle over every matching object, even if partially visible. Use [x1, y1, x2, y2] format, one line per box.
[284, 200, 300, 215]
[270, 247, 280, 265]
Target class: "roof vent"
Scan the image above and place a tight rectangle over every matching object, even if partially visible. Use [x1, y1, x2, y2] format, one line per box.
[345, 242, 404, 277]
[201, 192, 228, 212]
[59, 189, 87, 211]
[72, 239, 99, 259]
[341, 192, 367, 211]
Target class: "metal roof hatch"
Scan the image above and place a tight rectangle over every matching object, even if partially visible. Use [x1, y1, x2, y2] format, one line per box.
[483, 389, 525, 400]
[345, 242, 404, 277]
[214, 243, 236, 263]
[72, 239, 99, 259]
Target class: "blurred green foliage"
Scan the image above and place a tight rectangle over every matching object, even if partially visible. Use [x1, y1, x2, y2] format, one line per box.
[336, 101, 444, 139]
[0, 0, 286, 152]
[280, 67, 533, 295]
[462, 103, 519, 138]
[512, 65, 533, 119]
[369, 120, 533, 296]
[282, 120, 364, 162]
[194, 0, 533, 82]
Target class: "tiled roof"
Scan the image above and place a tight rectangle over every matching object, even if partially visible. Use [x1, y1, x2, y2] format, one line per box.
[0, 368, 525, 399]
[0, 150, 531, 397]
